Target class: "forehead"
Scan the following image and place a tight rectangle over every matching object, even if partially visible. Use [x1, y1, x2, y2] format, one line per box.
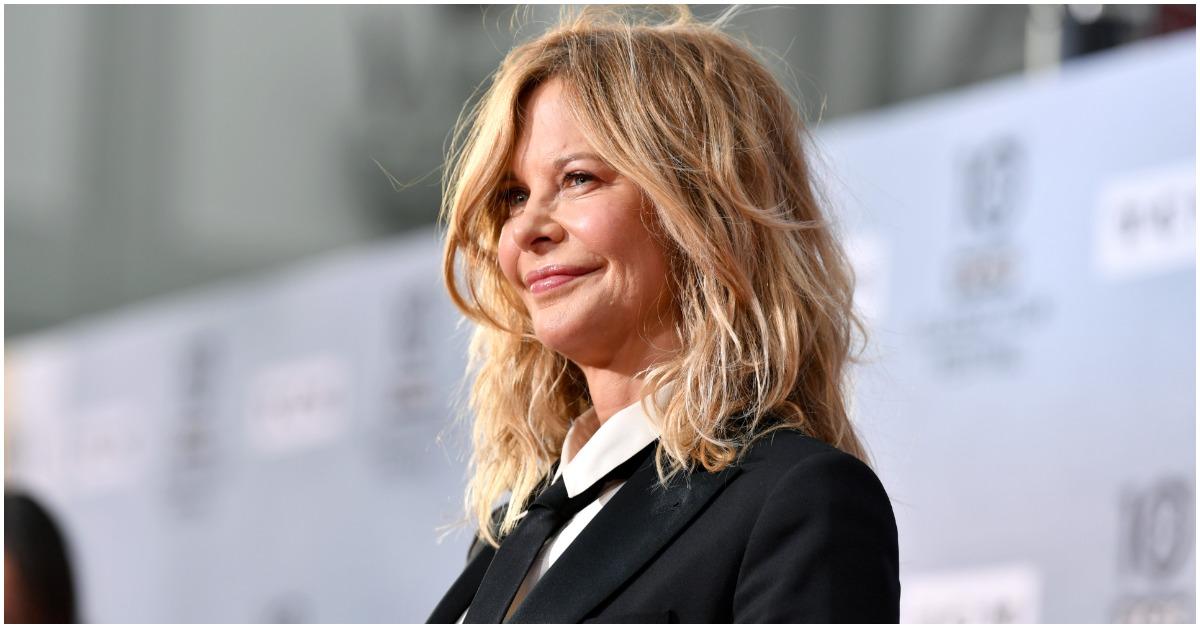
[510, 79, 596, 174]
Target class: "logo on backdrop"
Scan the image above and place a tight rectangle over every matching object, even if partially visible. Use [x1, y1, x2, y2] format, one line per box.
[916, 135, 1053, 376]
[245, 354, 350, 455]
[900, 563, 1041, 623]
[1111, 475, 1195, 622]
[165, 333, 224, 520]
[961, 135, 1024, 237]
[71, 402, 147, 493]
[1093, 163, 1196, 281]
[363, 285, 438, 481]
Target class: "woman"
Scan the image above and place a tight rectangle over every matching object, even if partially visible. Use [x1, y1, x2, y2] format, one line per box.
[428, 7, 899, 624]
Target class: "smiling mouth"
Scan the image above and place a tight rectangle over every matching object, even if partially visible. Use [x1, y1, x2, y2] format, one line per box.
[524, 265, 599, 295]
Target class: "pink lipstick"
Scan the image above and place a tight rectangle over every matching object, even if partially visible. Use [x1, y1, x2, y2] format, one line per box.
[524, 265, 598, 294]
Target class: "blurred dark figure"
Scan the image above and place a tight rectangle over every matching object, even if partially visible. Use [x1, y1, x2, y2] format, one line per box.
[1062, 5, 1196, 59]
[5, 491, 78, 623]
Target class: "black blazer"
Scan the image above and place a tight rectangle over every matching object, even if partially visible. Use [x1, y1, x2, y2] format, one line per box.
[428, 429, 900, 623]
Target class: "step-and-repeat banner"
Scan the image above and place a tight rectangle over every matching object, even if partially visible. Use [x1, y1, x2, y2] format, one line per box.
[6, 32, 1194, 623]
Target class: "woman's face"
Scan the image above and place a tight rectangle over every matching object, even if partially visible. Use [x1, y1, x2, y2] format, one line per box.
[497, 78, 677, 370]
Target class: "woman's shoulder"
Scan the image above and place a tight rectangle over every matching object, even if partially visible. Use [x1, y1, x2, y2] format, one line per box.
[728, 430, 901, 622]
[733, 428, 890, 506]
[737, 427, 861, 468]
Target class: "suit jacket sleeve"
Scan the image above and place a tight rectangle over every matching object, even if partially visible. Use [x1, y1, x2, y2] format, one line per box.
[733, 450, 901, 622]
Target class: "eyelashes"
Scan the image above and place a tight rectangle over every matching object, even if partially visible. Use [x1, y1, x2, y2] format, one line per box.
[564, 171, 594, 188]
[501, 188, 530, 207]
[500, 171, 597, 210]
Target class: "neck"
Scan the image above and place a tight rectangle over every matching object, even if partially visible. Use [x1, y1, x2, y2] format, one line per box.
[578, 368, 648, 425]
[576, 326, 680, 426]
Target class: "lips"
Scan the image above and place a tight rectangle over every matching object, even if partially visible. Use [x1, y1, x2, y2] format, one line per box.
[524, 264, 599, 294]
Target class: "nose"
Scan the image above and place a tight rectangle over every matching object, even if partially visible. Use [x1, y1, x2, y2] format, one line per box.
[508, 201, 565, 252]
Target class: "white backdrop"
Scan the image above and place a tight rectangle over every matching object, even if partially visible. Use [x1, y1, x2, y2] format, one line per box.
[6, 32, 1194, 623]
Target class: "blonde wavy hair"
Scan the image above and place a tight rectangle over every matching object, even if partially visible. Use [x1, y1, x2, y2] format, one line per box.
[441, 6, 868, 546]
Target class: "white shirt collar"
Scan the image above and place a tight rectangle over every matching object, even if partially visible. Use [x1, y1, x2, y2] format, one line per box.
[554, 386, 670, 498]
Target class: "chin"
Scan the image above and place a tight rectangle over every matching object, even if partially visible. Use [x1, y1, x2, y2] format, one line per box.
[531, 318, 600, 363]
[532, 324, 584, 357]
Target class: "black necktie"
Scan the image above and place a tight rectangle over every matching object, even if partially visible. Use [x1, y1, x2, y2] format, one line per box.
[463, 442, 654, 624]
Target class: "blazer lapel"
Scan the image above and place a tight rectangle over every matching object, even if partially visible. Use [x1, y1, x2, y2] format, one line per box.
[426, 540, 496, 623]
[507, 455, 742, 623]
[428, 464, 563, 624]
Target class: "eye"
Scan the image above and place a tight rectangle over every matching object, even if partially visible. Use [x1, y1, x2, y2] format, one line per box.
[564, 171, 595, 188]
[501, 187, 529, 207]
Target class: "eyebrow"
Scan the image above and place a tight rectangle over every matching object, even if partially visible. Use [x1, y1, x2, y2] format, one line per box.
[503, 152, 605, 183]
[551, 152, 602, 171]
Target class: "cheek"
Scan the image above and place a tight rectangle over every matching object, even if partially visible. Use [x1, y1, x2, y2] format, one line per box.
[613, 216, 669, 278]
[624, 223, 674, 300]
[633, 247, 672, 295]
[496, 227, 522, 289]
